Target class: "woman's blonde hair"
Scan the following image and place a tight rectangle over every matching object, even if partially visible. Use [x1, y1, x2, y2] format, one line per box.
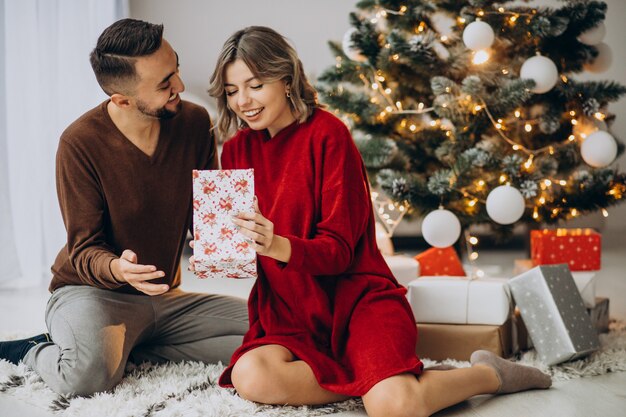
[208, 26, 319, 140]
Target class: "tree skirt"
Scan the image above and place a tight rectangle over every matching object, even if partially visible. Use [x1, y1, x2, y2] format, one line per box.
[1, 321, 625, 417]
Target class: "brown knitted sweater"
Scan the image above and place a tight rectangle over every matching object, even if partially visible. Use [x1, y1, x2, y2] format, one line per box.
[50, 100, 217, 294]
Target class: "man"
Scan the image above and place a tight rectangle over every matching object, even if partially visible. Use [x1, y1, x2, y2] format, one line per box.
[0, 19, 248, 396]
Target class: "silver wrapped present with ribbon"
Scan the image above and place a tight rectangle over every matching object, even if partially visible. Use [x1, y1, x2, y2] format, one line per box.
[509, 264, 599, 366]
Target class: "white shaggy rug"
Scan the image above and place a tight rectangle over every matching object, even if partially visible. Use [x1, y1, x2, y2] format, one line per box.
[1, 322, 625, 417]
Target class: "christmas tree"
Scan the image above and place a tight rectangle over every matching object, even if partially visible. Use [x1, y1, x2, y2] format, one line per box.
[318, 0, 626, 246]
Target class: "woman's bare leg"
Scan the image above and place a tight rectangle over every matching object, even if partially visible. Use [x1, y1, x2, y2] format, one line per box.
[230, 344, 349, 405]
[363, 367, 500, 417]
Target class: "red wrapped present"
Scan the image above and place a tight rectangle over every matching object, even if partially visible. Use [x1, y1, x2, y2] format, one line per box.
[414, 247, 465, 276]
[530, 228, 601, 271]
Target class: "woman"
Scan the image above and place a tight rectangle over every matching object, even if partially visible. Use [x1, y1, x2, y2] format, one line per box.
[200, 26, 551, 417]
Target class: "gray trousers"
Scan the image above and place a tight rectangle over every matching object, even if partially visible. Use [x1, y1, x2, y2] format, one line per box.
[24, 285, 249, 396]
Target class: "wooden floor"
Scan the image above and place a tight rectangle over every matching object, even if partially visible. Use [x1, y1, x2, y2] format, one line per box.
[1, 231, 625, 416]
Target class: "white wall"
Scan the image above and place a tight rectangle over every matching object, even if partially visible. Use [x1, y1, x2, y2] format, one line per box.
[129, 0, 356, 104]
[129, 0, 626, 231]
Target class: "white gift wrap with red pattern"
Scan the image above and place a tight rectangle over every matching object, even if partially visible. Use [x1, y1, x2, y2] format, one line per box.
[192, 169, 257, 279]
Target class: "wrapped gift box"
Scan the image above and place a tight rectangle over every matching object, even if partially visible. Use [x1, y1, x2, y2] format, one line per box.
[415, 320, 514, 361]
[531, 229, 601, 271]
[192, 169, 257, 279]
[587, 297, 609, 333]
[509, 264, 599, 365]
[384, 255, 419, 287]
[514, 259, 596, 307]
[407, 277, 511, 325]
[414, 247, 465, 276]
[572, 272, 596, 308]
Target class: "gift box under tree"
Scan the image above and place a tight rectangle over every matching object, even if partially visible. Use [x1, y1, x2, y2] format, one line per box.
[407, 276, 511, 325]
[192, 169, 257, 279]
[530, 229, 601, 271]
[509, 264, 599, 366]
[415, 320, 515, 361]
[414, 247, 465, 276]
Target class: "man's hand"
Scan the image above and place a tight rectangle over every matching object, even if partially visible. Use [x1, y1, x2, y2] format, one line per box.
[110, 250, 169, 296]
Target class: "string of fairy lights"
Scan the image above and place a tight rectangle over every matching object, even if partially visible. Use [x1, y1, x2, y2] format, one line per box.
[333, 2, 622, 265]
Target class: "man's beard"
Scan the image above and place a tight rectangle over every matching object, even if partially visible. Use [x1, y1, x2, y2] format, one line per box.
[137, 99, 181, 119]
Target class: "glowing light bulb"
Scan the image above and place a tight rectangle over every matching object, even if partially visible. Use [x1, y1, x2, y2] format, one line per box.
[524, 157, 534, 169]
[472, 50, 490, 65]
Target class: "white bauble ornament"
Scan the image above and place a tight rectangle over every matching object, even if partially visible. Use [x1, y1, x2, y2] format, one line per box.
[578, 22, 606, 45]
[486, 185, 525, 225]
[581, 131, 618, 168]
[463, 21, 495, 51]
[342, 28, 367, 62]
[421, 209, 461, 248]
[520, 55, 559, 94]
[584, 42, 612, 73]
[375, 222, 394, 256]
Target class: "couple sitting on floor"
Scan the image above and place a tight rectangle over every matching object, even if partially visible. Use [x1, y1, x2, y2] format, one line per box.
[0, 19, 551, 417]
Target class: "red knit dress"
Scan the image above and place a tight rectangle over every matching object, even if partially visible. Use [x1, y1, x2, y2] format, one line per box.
[218, 108, 423, 395]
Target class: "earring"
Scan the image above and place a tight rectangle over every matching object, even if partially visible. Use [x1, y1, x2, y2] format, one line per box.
[286, 90, 291, 98]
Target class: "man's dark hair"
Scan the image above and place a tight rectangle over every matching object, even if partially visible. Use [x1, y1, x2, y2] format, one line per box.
[89, 18, 164, 96]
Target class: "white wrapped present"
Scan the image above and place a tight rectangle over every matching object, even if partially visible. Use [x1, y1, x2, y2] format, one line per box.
[192, 169, 257, 279]
[509, 264, 599, 365]
[571, 272, 596, 308]
[407, 276, 511, 325]
[384, 255, 419, 287]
